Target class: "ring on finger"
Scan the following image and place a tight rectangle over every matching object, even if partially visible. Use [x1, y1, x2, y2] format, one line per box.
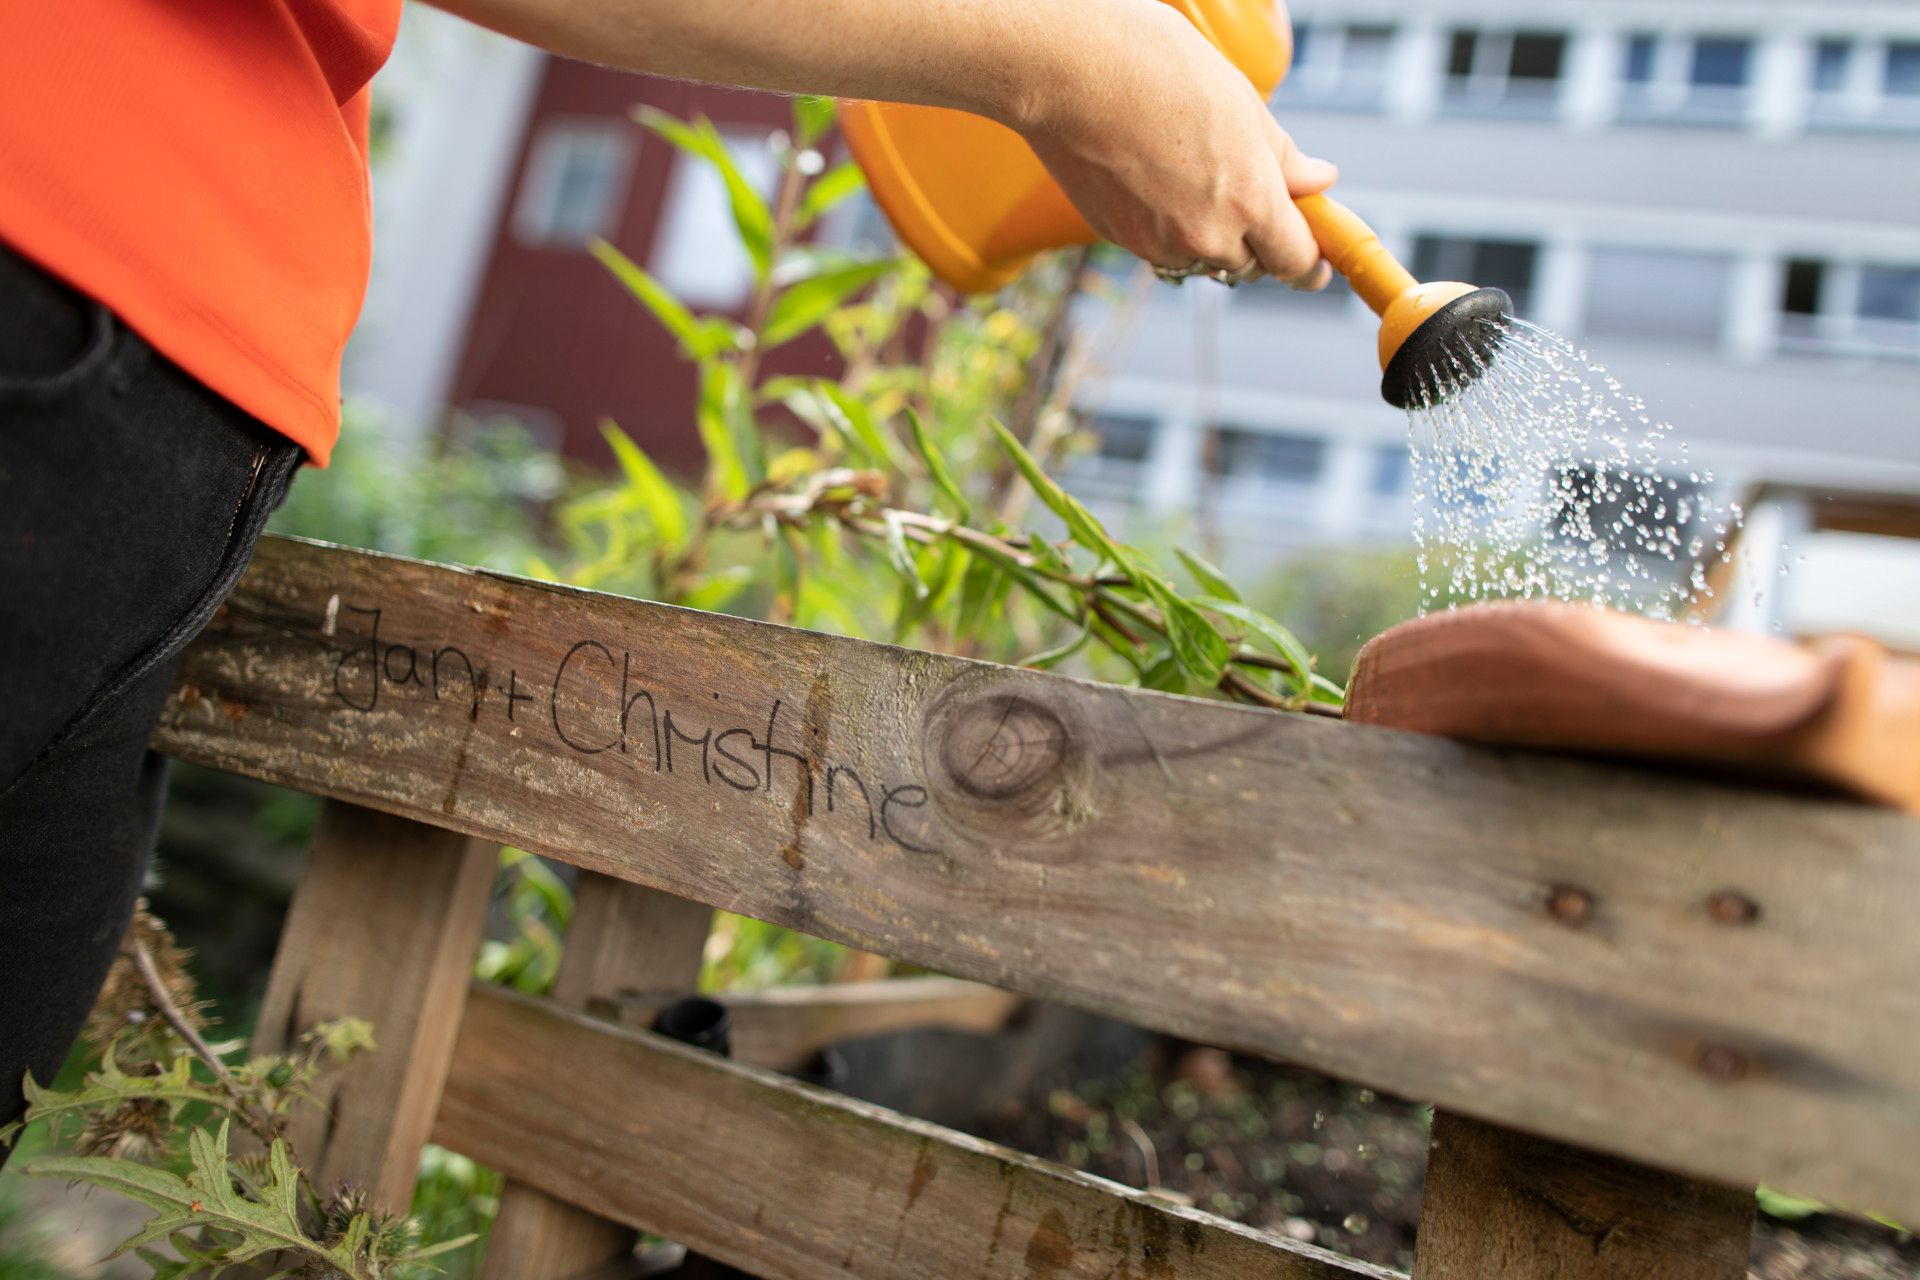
[1210, 256, 1264, 288]
[1152, 259, 1210, 285]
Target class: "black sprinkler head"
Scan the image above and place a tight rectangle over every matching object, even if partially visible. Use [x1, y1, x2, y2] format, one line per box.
[1380, 287, 1515, 410]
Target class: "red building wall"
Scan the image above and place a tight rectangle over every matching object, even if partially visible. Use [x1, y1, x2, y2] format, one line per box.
[448, 58, 843, 475]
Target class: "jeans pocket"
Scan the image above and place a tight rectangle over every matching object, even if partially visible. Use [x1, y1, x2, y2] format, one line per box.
[0, 245, 116, 401]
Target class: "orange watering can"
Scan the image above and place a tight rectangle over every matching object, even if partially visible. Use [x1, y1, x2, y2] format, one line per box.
[839, 0, 1516, 408]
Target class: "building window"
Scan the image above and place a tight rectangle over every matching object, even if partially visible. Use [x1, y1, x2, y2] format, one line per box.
[650, 132, 779, 310]
[1065, 412, 1159, 500]
[1275, 22, 1396, 112]
[1371, 443, 1409, 498]
[1690, 38, 1753, 91]
[1813, 38, 1853, 93]
[1890, 42, 1920, 96]
[1093, 413, 1156, 465]
[1618, 33, 1753, 125]
[1442, 29, 1567, 116]
[1811, 38, 1920, 128]
[1209, 429, 1326, 490]
[1584, 247, 1733, 347]
[1860, 265, 1920, 327]
[1624, 34, 1658, 85]
[1779, 257, 1920, 359]
[1783, 259, 1825, 318]
[512, 121, 633, 248]
[1410, 236, 1539, 314]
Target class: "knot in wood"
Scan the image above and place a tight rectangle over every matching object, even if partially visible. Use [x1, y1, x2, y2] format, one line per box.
[1704, 890, 1759, 925]
[941, 695, 1069, 801]
[1545, 884, 1595, 927]
[1692, 1042, 1750, 1082]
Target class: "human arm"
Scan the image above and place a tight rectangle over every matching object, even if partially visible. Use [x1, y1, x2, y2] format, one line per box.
[424, 0, 1336, 285]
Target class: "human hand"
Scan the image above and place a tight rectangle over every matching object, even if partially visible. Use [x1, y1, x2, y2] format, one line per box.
[1009, 0, 1336, 288]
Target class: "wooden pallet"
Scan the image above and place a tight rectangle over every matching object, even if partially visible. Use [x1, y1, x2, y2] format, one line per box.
[153, 535, 1920, 1278]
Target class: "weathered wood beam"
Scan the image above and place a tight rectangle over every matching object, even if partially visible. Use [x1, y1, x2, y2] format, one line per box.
[436, 983, 1393, 1280]
[479, 877, 714, 1280]
[249, 800, 496, 1213]
[607, 975, 1028, 1071]
[160, 537, 1920, 1223]
[1413, 1111, 1755, 1279]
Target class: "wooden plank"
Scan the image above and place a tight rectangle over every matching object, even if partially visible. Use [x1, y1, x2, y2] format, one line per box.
[481, 875, 713, 1280]
[1413, 1111, 1755, 1279]
[610, 976, 1028, 1071]
[251, 800, 495, 1213]
[436, 983, 1392, 1280]
[159, 536, 1920, 1222]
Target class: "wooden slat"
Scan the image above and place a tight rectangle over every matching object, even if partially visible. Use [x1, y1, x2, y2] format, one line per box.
[481, 876, 713, 1280]
[250, 800, 496, 1212]
[610, 976, 1028, 1071]
[436, 983, 1392, 1280]
[1413, 1111, 1755, 1279]
[160, 537, 1920, 1222]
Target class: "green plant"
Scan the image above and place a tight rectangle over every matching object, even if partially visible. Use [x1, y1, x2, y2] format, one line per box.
[1, 906, 470, 1278]
[553, 98, 1341, 713]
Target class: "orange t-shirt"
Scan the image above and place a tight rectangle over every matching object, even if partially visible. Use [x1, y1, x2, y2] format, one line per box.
[0, 0, 404, 466]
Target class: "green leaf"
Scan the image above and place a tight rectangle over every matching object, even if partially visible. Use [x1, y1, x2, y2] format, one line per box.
[988, 419, 1128, 567]
[881, 511, 928, 600]
[955, 557, 1010, 639]
[28, 1123, 360, 1274]
[1756, 1186, 1828, 1221]
[762, 258, 897, 348]
[679, 565, 754, 613]
[600, 421, 690, 550]
[794, 95, 837, 148]
[814, 381, 900, 471]
[1196, 596, 1314, 687]
[906, 408, 970, 520]
[1175, 547, 1240, 603]
[635, 108, 773, 281]
[1138, 653, 1187, 691]
[1021, 617, 1095, 670]
[1308, 672, 1347, 705]
[590, 238, 702, 356]
[1149, 588, 1233, 689]
[796, 161, 865, 229]
[10, 1052, 229, 1145]
[697, 361, 760, 499]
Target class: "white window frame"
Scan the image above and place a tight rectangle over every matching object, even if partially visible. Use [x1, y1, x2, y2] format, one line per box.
[511, 119, 635, 249]
[1807, 36, 1920, 131]
[1276, 21, 1397, 112]
[1441, 28, 1568, 117]
[1778, 258, 1920, 362]
[1616, 32, 1754, 126]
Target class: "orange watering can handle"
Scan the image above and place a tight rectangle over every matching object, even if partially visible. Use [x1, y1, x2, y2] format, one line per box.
[1295, 194, 1417, 318]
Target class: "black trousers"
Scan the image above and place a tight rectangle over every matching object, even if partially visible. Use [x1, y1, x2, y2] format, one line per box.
[0, 242, 303, 1146]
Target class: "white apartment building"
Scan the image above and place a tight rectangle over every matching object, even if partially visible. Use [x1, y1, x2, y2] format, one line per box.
[1069, 0, 1920, 642]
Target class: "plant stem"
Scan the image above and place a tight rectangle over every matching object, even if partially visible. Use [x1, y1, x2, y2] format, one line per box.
[129, 938, 282, 1149]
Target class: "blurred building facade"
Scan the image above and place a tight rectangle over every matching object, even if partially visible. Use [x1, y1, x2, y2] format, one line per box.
[1067, 0, 1920, 642]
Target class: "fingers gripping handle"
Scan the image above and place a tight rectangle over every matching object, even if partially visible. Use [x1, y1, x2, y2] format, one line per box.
[1295, 193, 1417, 317]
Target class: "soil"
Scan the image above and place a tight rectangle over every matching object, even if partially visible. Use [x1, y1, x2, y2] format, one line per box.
[974, 1042, 1920, 1279]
